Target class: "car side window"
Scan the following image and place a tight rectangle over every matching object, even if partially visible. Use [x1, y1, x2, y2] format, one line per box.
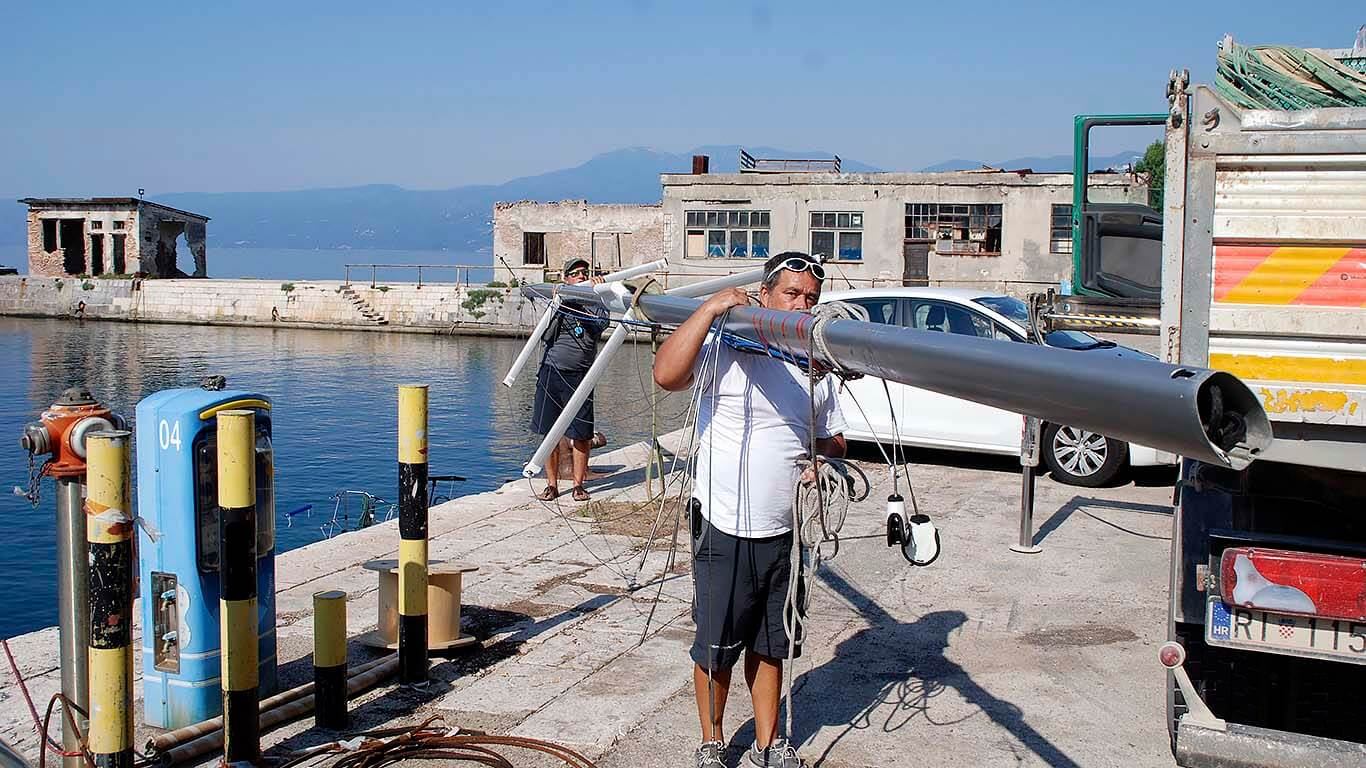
[845, 298, 898, 325]
[909, 301, 993, 338]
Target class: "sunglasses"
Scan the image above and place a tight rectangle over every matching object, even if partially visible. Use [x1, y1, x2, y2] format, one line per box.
[565, 268, 589, 278]
[766, 257, 826, 283]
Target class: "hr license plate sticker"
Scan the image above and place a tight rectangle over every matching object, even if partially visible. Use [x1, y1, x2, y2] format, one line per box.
[1206, 599, 1366, 665]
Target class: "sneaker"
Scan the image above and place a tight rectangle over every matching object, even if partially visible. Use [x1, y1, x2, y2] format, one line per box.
[744, 738, 806, 768]
[695, 740, 726, 768]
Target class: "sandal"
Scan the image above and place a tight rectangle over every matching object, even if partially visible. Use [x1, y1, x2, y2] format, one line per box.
[571, 486, 590, 502]
[538, 485, 558, 501]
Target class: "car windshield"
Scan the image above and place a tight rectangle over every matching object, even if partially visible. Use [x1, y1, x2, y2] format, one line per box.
[972, 296, 1029, 325]
[972, 296, 1114, 349]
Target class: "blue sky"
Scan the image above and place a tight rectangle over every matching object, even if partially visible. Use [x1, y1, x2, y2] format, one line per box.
[3, 2, 1360, 195]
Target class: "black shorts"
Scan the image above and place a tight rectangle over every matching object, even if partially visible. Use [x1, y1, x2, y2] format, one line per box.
[531, 363, 594, 441]
[690, 500, 804, 672]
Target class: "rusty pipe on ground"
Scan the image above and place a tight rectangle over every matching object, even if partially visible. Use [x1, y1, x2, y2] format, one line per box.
[145, 654, 395, 762]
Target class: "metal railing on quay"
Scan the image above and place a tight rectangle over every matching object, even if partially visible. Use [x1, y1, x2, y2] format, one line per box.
[342, 263, 494, 288]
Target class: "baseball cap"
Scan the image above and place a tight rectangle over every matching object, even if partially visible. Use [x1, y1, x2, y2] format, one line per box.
[564, 258, 590, 274]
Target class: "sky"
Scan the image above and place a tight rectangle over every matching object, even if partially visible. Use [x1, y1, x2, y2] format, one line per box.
[3, 1, 1361, 195]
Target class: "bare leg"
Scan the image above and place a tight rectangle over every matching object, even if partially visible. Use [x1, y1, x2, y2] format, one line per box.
[571, 438, 591, 489]
[745, 651, 783, 749]
[694, 663, 732, 743]
[544, 444, 561, 495]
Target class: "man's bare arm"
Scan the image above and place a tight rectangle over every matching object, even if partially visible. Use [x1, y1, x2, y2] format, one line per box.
[652, 288, 750, 392]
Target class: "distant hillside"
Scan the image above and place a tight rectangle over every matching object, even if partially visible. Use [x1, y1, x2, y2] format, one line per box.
[3, 147, 1145, 256]
[919, 150, 1145, 173]
[0, 147, 876, 255]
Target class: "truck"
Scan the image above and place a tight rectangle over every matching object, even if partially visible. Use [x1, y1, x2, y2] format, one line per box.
[1036, 36, 1366, 767]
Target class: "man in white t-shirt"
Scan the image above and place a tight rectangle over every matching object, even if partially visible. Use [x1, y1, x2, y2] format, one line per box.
[654, 252, 848, 768]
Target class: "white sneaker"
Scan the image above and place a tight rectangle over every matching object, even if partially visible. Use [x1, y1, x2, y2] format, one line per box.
[695, 740, 726, 768]
[744, 738, 806, 768]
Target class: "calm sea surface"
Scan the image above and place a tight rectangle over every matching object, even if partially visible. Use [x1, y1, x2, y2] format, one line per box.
[0, 317, 681, 638]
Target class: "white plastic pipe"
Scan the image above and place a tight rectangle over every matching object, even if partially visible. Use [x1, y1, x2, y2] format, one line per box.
[502, 295, 562, 388]
[501, 260, 668, 389]
[521, 267, 764, 478]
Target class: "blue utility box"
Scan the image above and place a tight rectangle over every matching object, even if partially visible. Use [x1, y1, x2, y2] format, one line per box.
[135, 387, 278, 729]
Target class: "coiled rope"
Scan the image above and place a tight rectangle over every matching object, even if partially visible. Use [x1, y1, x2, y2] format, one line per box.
[1215, 38, 1366, 110]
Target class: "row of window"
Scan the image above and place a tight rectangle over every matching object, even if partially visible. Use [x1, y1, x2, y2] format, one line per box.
[40, 218, 127, 253]
[685, 204, 1073, 260]
[520, 204, 1075, 265]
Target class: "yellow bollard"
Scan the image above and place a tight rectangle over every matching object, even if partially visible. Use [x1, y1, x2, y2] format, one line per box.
[217, 410, 259, 764]
[397, 385, 429, 685]
[312, 590, 348, 729]
[86, 430, 134, 768]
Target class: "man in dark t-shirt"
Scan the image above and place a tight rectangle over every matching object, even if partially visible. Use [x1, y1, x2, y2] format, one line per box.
[531, 258, 609, 501]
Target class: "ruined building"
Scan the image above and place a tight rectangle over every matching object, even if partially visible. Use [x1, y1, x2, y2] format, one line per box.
[19, 198, 210, 278]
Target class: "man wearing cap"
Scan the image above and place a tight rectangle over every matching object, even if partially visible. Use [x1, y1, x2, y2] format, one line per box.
[531, 258, 608, 501]
[653, 251, 847, 768]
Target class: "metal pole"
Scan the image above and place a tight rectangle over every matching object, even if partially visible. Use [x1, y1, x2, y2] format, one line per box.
[54, 478, 88, 768]
[543, 284, 1272, 469]
[344, 266, 350, 286]
[312, 591, 347, 730]
[86, 430, 134, 768]
[502, 260, 669, 390]
[520, 268, 765, 478]
[1011, 416, 1043, 554]
[397, 385, 429, 685]
[217, 410, 260, 765]
[417, 266, 423, 289]
[371, 266, 376, 289]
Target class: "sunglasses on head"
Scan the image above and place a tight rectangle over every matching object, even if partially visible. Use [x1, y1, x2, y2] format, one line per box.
[766, 256, 825, 283]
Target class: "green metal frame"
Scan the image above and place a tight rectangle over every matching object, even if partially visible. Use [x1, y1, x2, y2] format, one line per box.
[1071, 113, 1167, 295]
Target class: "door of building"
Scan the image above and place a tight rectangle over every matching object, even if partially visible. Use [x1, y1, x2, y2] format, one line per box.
[902, 241, 929, 286]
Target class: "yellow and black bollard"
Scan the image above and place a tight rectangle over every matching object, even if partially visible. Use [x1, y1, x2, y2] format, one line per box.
[397, 384, 429, 685]
[86, 430, 134, 768]
[312, 590, 348, 729]
[217, 410, 260, 764]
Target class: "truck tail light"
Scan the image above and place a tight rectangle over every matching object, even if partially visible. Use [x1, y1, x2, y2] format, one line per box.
[1219, 546, 1366, 622]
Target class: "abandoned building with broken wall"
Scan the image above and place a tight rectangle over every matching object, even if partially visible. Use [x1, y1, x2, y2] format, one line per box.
[20, 198, 210, 278]
[494, 162, 1148, 296]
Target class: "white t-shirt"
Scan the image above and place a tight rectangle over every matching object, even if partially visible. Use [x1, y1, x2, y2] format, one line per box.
[692, 337, 848, 538]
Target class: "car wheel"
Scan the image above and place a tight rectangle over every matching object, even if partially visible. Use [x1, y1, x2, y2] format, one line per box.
[1041, 423, 1127, 487]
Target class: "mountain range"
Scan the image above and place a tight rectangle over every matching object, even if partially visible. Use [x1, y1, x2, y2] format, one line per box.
[2, 146, 1139, 256]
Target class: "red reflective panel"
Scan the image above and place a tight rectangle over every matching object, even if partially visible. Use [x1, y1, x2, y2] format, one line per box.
[1220, 547, 1366, 622]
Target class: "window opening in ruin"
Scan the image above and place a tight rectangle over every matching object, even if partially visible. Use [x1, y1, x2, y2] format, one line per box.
[90, 235, 105, 275]
[42, 219, 58, 253]
[113, 220, 126, 230]
[685, 210, 770, 258]
[59, 219, 86, 274]
[112, 234, 126, 274]
[905, 203, 1003, 255]
[91, 220, 103, 230]
[809, 211, 863, 261]
[523, 232, 546, 265]
[1050, 204, 1073, 254]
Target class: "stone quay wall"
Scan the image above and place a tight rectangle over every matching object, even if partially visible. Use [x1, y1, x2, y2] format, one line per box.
[0, 276, 546, 336]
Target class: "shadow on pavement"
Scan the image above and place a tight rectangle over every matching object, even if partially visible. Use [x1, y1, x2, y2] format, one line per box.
[758, 566, 1085, 768]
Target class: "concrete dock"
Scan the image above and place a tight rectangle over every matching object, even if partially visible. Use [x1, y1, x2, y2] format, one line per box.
[1, 434, 1180, 767]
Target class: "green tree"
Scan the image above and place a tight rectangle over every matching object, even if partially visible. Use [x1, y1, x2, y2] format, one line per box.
[1134, 140, 1164, 209]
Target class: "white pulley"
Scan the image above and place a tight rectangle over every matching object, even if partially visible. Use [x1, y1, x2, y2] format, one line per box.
[903, 513, 940, 566]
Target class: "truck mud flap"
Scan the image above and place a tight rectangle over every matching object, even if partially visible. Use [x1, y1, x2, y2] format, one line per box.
[1176, 720, 1366, 768]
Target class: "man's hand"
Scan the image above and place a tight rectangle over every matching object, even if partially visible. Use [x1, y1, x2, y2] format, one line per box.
[800, 459, 821, 486]
[590, 276, 604, 285]
[700, 287, 751, 319]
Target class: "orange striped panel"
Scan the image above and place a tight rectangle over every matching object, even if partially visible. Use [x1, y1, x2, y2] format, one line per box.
[1213, 245, 1366, 307]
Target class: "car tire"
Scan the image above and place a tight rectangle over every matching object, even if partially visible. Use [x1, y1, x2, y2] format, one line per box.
[1041, 423, 1127, 487]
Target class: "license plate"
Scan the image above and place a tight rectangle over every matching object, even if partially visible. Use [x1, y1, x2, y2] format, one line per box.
[1206, 599, 1366, 665]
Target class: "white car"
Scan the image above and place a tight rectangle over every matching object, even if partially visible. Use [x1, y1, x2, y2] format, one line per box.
[820, 287, 1174, 487]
